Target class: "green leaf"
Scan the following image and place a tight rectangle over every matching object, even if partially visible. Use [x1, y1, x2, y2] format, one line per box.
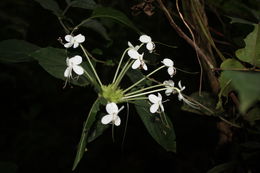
[236, 24, 260, 67]
[223, 71, 260, 114]
[81, 19, 111, 40]
[218, 59, 245, 109]
[219, 59, 245, 97]
[34, 0, 62, 16]
[227, 16, 256, 25]
[134, 100, 176, 152]
[91, 7, 140, 33]
[70, 0, 97, 10]
[30, 47, 90, 86]
[0, 39, 39, 63]
[207, 162, 236, 173]
[87, 114, 110, 143]
[72, 98, 106, 170]
[181, 92, 218, 116]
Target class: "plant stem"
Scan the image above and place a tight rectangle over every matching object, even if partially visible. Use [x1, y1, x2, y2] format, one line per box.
[114, 60, 133, 87]
[84, 70, 94, 83]
[112, 48, 130, 83]
[80, 45, 103, 86]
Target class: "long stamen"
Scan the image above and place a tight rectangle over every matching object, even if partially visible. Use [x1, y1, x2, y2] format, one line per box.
[124, 83, 165, 96]
[122, 87, 168, 100]
[123, 65, 166, 93]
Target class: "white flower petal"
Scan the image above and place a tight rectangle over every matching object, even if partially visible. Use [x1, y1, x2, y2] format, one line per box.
[65, 35, 73, 42]
[74, 34, 85, 43]
[73, 42, 79, 48]
[158, 93, 162, 99]
[106, 102, 118, 115]
[178, 81, 186, 91]
[139, 35, 151, 43]
[70, 55, 82, 65]
[168, 66, 175, 77]
[101, 114, 113, 124]
[165, 88, 173, 96]
[159, 103, 165, 112]
[178, 93, 184, 101]
[146, 42, 155, 51]
[128, 41, 134, 48]
[72, 65, 84, 75]
[64, 42, 73, 48]
[162, 58, 173, 67]
[148, 94, 159, 103]
[132, 59, 141, 69]
[150, 103, 159, 113]
[128, 49, 139, 59]
[164, 80, 174, 87]
[64, 67, 71, 77]
[142, 62, 148, 71]
[114, 116, 121, 126]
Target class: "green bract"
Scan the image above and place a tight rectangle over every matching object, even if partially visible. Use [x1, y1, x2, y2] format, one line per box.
[101, 84, 124, 103]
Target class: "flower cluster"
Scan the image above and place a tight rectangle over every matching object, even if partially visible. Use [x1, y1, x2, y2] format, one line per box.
[62, 33, 196, 127]
[63, 34, 85, 80]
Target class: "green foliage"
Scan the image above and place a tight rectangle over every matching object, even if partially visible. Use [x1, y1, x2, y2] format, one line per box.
[207, 0, 260, 21]
[134, 100, 176, 152]
[223, 71, 260, 114]
[218, 59, 244, 109]
[91, 7, 141, 34]
[33, 0, 62, 17]
[81, 19, 111, 41]
[69, 0, 97, 10]
[0, 39, 39, 63]
[30, 47, 90, 86]
[72, 97, 106, 171]
[207, 161, 237, 173]
[236, 24, 260, 67]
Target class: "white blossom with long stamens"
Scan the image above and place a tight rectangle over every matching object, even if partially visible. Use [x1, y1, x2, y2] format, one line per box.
[64, 55, 84, 79]
[101, 102, 124, 126]
[148, 93, 164, 113]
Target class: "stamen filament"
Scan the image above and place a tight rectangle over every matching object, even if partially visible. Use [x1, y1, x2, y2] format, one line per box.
[123, 65, 165, 93]
[123, 87, 168, 100]
[125, 83, 165, 96]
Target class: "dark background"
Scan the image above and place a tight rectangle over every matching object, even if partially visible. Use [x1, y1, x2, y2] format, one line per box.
[1, 0, 258, 173]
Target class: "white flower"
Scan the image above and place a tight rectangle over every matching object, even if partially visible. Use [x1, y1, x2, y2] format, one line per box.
[139, 35, 155, 53]
[128, 49, 148, 70]
[177, 81, 185, 99]
[148, 93, 164, 113]
[64, 55, 84, 78]
[101, 102, 124, 126]
[163, 80, 176, 96]
[176, 81, 197, 108]
[128, 41, 140, 51]
[162, 58, 176, 77]
[64, 34, 85, 48]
